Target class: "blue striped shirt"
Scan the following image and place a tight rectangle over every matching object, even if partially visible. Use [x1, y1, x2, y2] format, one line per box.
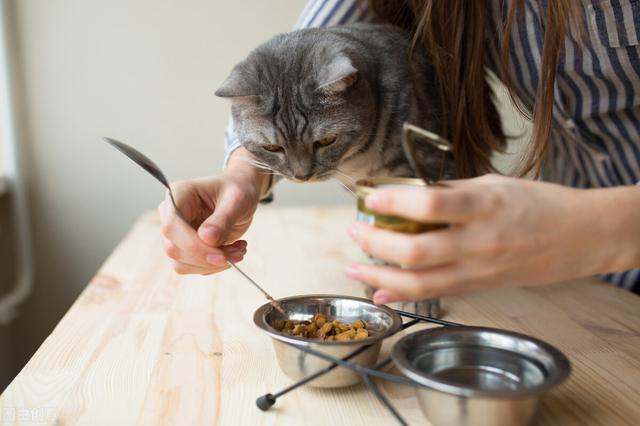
[223, 0, 640, 292]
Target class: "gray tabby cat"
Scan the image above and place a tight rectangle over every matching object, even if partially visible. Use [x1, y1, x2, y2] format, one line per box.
[215, 22, 455, 184]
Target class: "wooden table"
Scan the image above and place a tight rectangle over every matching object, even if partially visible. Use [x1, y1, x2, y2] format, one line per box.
[2, 206, 640, 425]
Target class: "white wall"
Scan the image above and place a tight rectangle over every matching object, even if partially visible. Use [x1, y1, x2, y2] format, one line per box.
[2, 0, 530, 384]
[6, 0, 324, 379]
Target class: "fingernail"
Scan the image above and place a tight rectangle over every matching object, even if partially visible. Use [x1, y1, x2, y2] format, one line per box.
[366, 194, 381, 210]
[206, 254, 227, 265]
[227, 248, 245, 257]
[348, 225, 359, 241]
[373, 290, 391, 305]
[228, 252, 244, 262]
[345, 264, 362, 279]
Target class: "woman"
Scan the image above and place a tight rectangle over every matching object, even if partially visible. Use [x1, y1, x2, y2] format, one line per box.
[158, 0, 640, 304]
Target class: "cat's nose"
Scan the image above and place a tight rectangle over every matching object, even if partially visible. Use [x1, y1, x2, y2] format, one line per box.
[293, 173, 313, 182]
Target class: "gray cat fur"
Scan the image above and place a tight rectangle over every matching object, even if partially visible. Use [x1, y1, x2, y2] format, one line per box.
[216, 23, 455, 183]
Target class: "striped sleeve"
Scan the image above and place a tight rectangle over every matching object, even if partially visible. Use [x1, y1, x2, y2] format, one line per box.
[222, 0, 376, 182]
[222, 118, 240, 169]
[293, 0, 377, 29]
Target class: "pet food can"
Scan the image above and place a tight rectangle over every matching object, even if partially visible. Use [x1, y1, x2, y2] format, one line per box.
[355, 177, 448, 318]
[355, 177, 448, 233]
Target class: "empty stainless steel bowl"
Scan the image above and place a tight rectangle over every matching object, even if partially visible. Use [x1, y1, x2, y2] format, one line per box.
[392, 326, 571, 426]
[254, 294, 402, 388]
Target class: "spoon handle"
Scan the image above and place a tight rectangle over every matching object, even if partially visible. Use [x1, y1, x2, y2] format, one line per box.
[104, 137, 287, 315]
[227, 260, 269, 297]
[227, 261, 287, 315]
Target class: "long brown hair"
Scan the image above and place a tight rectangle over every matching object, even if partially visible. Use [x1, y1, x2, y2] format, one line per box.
[368, 0, 581, 178]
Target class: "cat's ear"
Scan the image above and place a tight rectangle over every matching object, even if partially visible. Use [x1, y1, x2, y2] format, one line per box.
[316, 56, 358, 94]
[215, 64, 257, 98]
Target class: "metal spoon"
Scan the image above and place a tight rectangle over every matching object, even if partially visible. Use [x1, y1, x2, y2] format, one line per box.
[103, 137, 287, 316]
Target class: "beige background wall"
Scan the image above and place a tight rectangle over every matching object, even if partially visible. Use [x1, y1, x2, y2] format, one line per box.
[0, 0, 529, 388]
[2, 0, 311, 387]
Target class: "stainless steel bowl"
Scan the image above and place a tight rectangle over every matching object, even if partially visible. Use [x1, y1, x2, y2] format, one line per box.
[254, 294, 402, 388]
[392, 326, 571, 426]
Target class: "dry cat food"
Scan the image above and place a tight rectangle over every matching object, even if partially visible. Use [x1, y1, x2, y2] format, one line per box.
[271, 313, 369, 341]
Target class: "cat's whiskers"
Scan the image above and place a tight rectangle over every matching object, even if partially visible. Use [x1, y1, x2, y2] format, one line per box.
[234, 157, 285, 177]
[333, 169, 357, 185]
[258, 170, 286, 179]
[233, 156, 271, 168]
[254, 161, 275, 169]
[249, 160, 274, 170]
[309, 159, 358, 197]
[313, 159, 358, 184]
[333, 178, 357, 197]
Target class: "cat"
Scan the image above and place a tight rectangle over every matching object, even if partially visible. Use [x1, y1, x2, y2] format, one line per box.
[215, 22, 458, 185]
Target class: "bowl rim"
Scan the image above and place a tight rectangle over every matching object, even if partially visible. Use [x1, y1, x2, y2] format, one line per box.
[253, 294, 403, 346]
[391, 326, 572, 398]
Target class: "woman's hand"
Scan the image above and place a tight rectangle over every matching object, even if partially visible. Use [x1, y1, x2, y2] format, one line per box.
[158, 148, 270, 275]
[345, 174, 640, 304]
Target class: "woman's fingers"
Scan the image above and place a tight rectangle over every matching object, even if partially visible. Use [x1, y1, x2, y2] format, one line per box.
[171, 260, 228, 275]
[364, 185, 501, 224]
[197, 184, 255, 246]
[348, 222, 465, 268]
[158, 185, 251, 276]
[158, 199, 231, 265]
[345, 262, 467, 300]
[163, 238, 246, 270]
[370, 288, 405, 305]
[166, 243, 247, 275]
[168, 179, 209, 222]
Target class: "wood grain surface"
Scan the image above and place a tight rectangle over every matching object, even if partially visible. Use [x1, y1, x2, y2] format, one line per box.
[1, 206, 639, 425]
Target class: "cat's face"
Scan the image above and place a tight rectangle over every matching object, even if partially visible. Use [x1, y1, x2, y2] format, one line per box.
[215, 35, 375, 182]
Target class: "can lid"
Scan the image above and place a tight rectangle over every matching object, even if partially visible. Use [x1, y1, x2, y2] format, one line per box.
[355, 177, 447, 198]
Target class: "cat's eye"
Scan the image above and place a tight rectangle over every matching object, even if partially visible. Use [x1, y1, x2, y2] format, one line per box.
[262, 144, 284, 153]
[314, 136, 337, 148]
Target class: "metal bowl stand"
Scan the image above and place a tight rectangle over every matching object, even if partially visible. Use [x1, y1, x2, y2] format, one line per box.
[256, 310, 461, 426]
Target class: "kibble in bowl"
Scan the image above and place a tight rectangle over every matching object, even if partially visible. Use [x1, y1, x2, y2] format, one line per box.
[271, 314, 371, 341]
[254, 294, 402, 388]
